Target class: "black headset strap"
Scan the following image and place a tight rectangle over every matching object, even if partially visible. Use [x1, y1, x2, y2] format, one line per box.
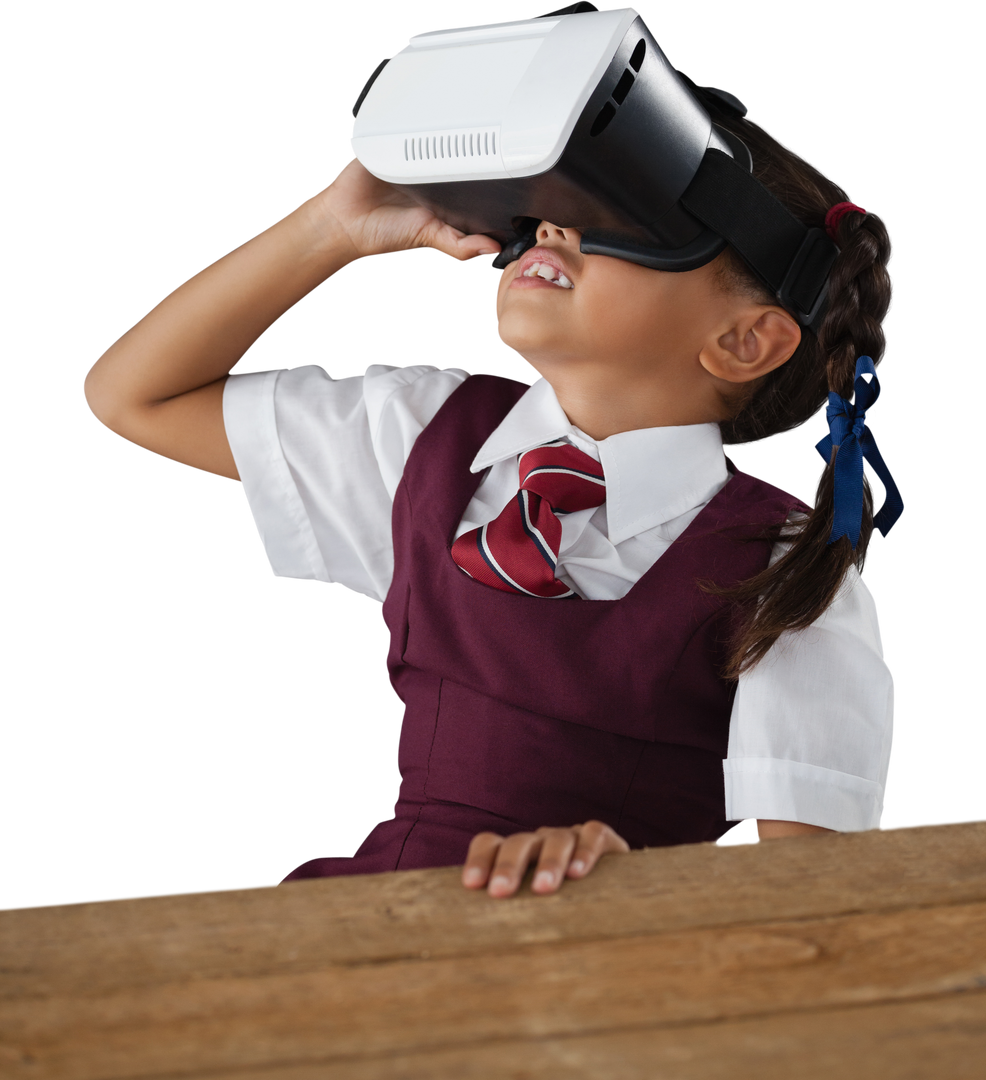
[680, 149, 838, 332]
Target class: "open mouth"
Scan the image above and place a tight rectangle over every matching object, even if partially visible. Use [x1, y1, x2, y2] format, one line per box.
[520, 261, 574, 289]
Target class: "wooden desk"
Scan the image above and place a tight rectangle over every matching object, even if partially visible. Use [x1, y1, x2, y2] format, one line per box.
[2, 822, 985, 1078]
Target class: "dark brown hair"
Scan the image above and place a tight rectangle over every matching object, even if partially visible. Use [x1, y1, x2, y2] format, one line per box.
[698, 95, 892, 676]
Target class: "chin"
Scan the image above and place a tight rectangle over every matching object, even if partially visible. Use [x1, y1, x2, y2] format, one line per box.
[497, 310, 572, 361]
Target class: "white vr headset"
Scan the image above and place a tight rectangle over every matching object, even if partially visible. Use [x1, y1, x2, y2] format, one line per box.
[352, 3, 837, 330]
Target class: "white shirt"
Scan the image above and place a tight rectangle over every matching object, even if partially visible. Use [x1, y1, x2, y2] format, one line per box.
[223, 363, 893, 833]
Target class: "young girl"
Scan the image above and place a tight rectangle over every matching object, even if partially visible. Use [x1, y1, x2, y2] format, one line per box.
[85, 85, 894, 900]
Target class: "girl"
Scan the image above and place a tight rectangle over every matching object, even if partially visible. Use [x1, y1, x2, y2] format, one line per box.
[85, 83, 894, 900]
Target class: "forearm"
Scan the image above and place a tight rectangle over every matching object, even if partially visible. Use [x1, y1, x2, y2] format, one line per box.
[85, 198, 353, 424]
[757, 819, 835, 839]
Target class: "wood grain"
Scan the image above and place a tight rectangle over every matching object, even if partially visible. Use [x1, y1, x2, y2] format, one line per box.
[2, 822, 984, 1079]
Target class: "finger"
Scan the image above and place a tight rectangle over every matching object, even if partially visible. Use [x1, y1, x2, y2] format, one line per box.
[566, 821, 630, 878]
[427, 223, 501, 263]
[566, 822, 603, 878]
[443, 235, 502, 260]
[487, 832, 543, 898]
[461, 832, 503, 889]
[531, 828, 578, 894]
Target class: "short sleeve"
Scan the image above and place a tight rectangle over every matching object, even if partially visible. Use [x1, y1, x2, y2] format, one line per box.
[223, 364, 468, 601]
[724, 565, 893, 832]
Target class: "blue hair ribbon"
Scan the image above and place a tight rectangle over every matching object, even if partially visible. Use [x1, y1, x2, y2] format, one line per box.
[814, 356, 903, 548]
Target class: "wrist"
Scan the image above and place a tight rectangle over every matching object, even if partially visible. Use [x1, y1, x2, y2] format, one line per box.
[295, 191, 362, 271]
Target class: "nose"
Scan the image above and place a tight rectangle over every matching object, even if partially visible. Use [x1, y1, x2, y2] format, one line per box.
[537, 220, 578, 237]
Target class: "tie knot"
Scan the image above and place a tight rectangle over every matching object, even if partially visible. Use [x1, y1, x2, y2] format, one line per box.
[451, 439, 605, 597]
[518, 440, 606, 514]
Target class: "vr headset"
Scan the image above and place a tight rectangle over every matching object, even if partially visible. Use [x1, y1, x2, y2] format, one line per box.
[351, 3, 837, 331]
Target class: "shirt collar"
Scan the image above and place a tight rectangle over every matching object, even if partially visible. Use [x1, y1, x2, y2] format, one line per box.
[470, 378, 728, 546]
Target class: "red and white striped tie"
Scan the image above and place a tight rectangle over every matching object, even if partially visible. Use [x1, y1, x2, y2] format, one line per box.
[451, 440, 606, 598]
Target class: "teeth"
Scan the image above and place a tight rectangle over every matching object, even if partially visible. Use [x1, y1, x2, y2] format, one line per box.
[522, 262, 574, 289]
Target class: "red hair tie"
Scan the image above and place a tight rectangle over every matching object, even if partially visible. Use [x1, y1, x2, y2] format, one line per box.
[825, 201, 866, 240]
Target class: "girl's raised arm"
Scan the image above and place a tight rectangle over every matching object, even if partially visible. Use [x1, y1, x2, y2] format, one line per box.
[85, 161, 499, 478]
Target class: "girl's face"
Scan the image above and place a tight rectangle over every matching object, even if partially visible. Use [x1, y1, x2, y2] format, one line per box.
[495, 220, 800, 436]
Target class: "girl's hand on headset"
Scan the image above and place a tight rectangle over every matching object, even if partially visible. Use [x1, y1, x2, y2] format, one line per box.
[461, 821, 630, 898]
[308, 158, 502, 263]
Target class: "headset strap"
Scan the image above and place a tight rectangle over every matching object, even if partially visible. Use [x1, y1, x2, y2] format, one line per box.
[680, 149, 838, 332]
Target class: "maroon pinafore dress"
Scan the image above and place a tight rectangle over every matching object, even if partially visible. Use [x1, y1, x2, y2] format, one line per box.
[283, 375, 804, 880]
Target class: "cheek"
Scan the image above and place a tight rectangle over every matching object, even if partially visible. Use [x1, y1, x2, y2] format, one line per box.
[574, 272, 665, 347]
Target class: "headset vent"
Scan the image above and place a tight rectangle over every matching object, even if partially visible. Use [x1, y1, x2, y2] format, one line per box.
[404, 130, 498, 163]
[590, 38, 645, 138]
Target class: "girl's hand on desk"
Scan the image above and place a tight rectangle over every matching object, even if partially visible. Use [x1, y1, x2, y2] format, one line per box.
[462, 822, 630, 899]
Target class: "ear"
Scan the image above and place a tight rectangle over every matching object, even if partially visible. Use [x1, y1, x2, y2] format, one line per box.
[698, 306, 802, 384]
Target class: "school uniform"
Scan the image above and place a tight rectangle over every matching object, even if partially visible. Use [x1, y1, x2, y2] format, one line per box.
[223, 364, 893, 877]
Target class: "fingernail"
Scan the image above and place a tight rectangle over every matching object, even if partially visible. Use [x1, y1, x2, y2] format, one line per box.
[570, 859, 586, 874]
[489, 875, 511, 894]
[463, 867, 484, 886]
[533, 870, 555, 891]
[479, 248, 499, 256]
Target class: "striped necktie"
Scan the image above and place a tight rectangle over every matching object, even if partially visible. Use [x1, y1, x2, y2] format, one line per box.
[451, 440, 606, 597]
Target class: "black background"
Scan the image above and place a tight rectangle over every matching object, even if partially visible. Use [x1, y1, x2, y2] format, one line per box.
[7, 4, 963, 907]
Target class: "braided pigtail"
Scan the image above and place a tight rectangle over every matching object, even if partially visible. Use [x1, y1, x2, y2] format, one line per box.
[697, 104, 893, 676]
